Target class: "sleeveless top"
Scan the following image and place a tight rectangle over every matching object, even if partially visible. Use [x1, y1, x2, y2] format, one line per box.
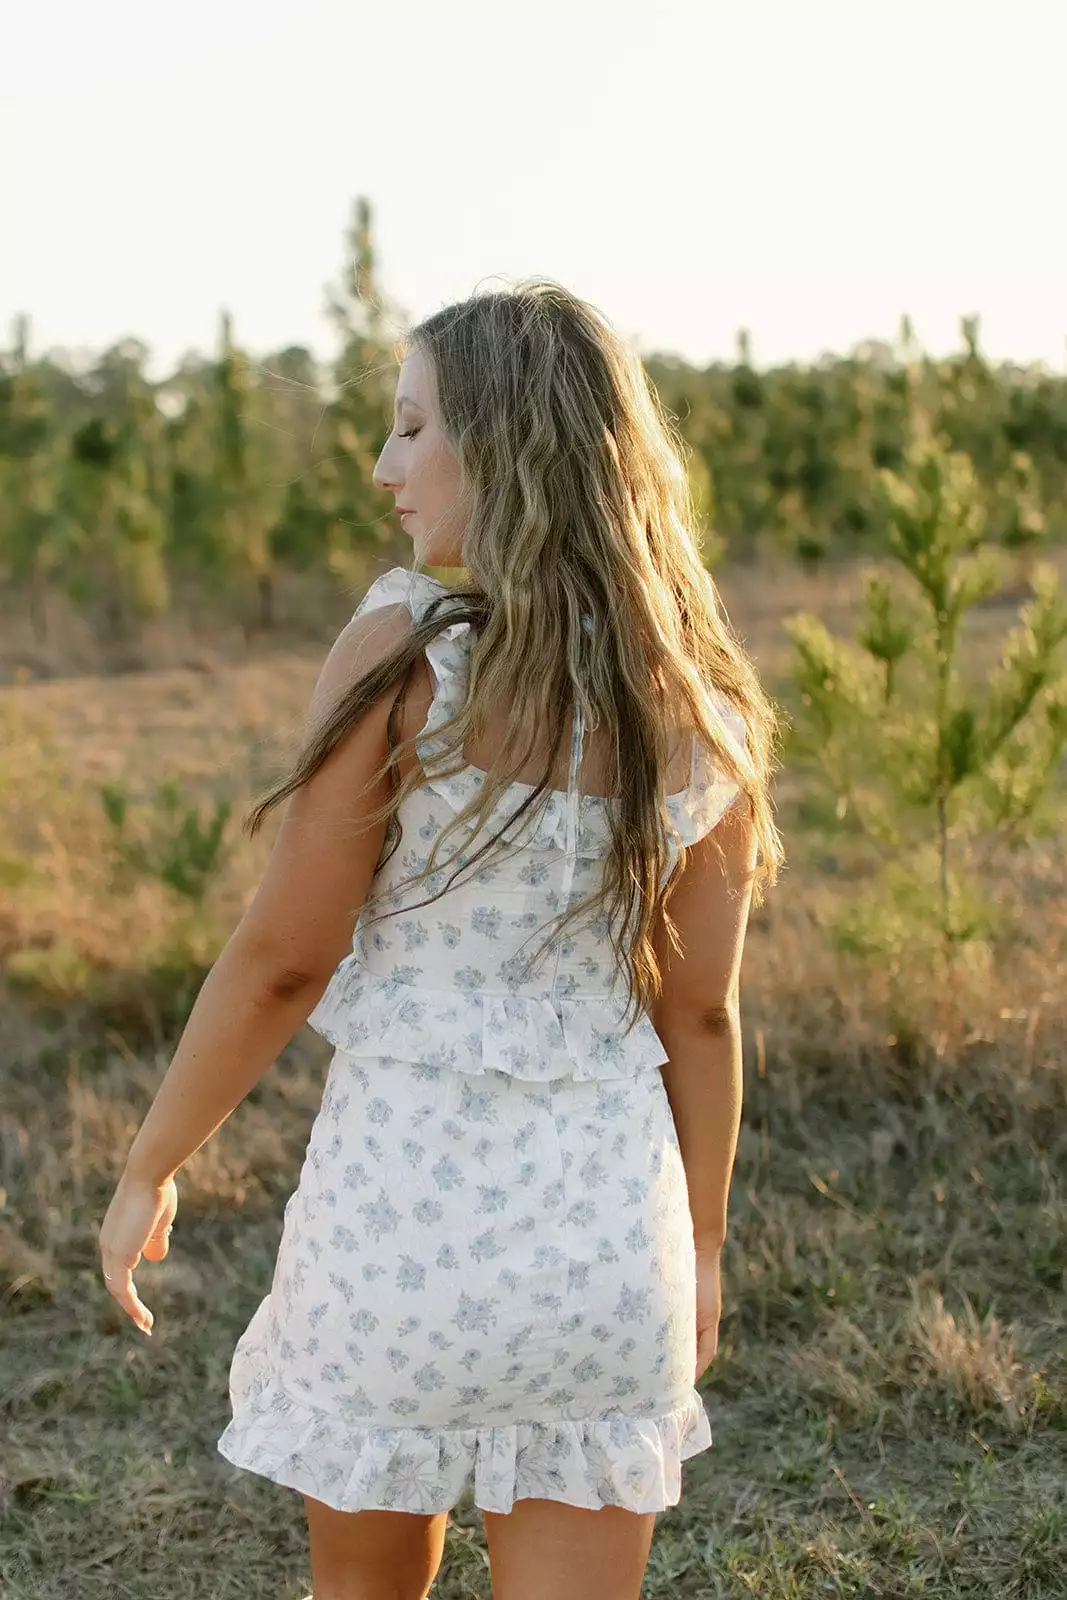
[307, 567, 747, 1084]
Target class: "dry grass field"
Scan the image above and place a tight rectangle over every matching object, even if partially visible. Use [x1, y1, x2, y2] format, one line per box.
[2, 558, 1066, 1599]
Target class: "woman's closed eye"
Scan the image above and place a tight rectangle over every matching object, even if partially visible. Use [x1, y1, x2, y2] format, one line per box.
[398, 428, 420, 440]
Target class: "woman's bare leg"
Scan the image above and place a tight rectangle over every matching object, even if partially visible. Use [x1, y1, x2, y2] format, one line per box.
[303, 1495, 450, 1600]
[482, 1499, 657, 1600]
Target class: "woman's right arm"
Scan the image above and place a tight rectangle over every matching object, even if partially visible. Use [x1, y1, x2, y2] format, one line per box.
[651, 799, 757, 1254]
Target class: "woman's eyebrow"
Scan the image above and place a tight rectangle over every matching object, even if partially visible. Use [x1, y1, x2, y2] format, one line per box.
[395, 394, 424, 412]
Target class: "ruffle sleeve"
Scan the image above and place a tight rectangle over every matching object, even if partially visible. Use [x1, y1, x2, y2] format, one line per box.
[349, 565, 450, 624]
[667, 691, 749, 848]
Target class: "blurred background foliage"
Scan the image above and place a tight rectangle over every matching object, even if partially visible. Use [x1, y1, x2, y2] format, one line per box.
[3, 198, 1066, 665]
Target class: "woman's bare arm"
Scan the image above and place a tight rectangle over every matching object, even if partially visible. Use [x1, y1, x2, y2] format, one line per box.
[650, 800, 756, 1251]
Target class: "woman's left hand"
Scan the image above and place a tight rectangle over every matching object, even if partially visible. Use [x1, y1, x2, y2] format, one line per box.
[98, 1171, 178, 1336]
[694, 1244, 723, 1383]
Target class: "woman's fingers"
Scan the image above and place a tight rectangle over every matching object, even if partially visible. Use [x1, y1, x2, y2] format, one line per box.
[141, 1179, 179, 1263]
[694, 1251, 722, 1381]
[98, 1174, 177, 1334]
[141, 1216, 173, 1262]
[102, 1256, 154, 1336]
[695, 1323, 718, 1381]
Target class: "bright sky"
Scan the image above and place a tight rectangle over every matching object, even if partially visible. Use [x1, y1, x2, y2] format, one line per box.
[3, 0, 1065, 377]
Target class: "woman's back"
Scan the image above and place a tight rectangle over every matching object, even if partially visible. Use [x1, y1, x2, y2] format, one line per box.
[394, 651, 691, 801]
[305, 567, 747, 1082]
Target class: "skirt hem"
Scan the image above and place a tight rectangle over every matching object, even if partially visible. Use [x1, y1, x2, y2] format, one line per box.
[217, 1367, 713, 1515]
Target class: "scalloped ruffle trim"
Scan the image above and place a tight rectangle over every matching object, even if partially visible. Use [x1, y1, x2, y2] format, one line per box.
[306, 961, 672, 1082]
[218, 1367, 713, 1514]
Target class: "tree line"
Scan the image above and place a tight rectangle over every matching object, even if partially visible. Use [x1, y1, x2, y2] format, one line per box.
[2, 198, 1066, 646]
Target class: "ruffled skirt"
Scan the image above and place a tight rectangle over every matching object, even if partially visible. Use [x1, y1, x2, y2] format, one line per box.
[217, 1048, 713, 1514]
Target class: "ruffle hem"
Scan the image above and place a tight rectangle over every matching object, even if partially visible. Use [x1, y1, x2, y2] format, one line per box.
[218, 1366, 713, 1515]
[307, 963, 673, 1082]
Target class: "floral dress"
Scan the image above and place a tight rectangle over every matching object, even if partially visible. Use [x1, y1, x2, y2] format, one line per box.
[217, 566, 746, 1516]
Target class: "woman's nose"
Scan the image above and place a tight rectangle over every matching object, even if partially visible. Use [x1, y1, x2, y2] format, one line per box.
[372, 452, 399, 493]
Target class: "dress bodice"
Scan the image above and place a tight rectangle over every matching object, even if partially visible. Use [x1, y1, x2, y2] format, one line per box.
[307, 566, 746, 1082]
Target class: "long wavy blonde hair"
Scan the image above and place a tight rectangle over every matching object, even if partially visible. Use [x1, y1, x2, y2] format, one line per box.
[248, 280, 784, 1030]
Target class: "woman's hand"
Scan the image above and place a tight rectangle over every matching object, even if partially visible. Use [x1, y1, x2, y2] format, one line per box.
[98, 1171, 178, 1337]
[694, 1245, 723, 1382]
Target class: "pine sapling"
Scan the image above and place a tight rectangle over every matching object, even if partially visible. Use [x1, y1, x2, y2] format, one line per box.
[786, 430, 1067, 966]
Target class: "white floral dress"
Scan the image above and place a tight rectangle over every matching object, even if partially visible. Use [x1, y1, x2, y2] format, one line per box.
[217, 566, 746, 1516]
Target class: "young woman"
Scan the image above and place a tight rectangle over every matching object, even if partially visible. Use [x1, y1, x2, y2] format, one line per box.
[98, 281, 782, 1600]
